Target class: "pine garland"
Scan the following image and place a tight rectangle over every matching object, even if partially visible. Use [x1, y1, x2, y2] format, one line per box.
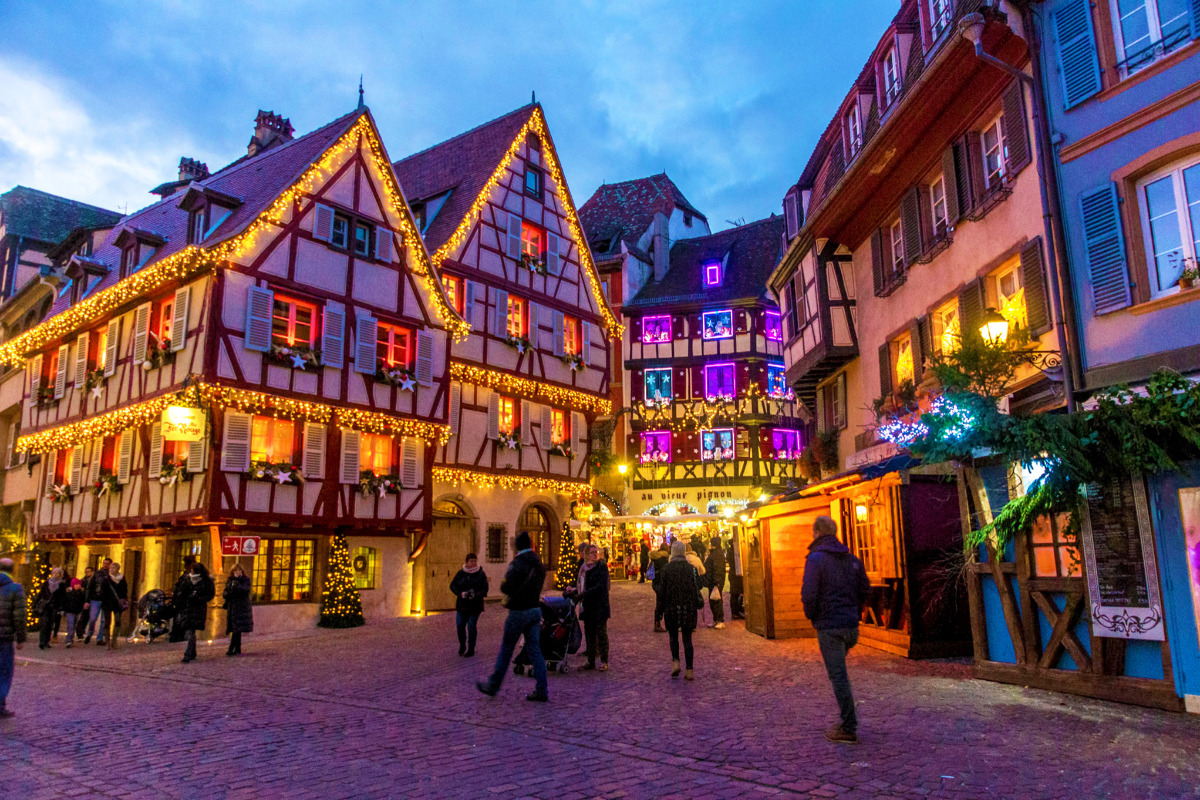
[318, 532, 365, 628]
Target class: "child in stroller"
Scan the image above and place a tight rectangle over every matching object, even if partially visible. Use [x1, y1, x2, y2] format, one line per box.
[130, 589, 174, 643]
[514, 595, 581, 675]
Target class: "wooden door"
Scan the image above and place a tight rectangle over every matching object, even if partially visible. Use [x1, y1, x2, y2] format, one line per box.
[423, 517, 474, 612]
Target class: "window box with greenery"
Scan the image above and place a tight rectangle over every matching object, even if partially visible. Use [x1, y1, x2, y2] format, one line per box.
[91, 473, 122, 498]
[142, 339, 176, 371]
[1177, 266, 1198, 290]
[520, 251, 549, 275]
[47, 483, 72, 503]
[503, 334, 533, 353]
[82, 368, 106, 393]
[496, 431, 522, 450]
[358, 469, 402, 498]
[266, 341, 322, 371]
[548, 442, 574, 459]
[158, 460, 192, 486]
[35, 386, 57, 407]
[247, 460, 303, 486]
[375, 363, 417, 390]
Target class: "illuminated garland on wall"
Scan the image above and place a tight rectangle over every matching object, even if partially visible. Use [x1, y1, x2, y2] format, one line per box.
[431, 466, 593, 497]
[450, 362, 612, 415]
[16, 381, 448, 454]
[0, 112, 469, 370]
[430, 106, 622, 340]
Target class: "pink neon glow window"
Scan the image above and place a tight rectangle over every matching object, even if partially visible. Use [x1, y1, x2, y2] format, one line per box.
[773, 429, 801, 459]
[703, 260, 723, 287]
[702, 310, 733, 340]
[701, 429, 734, 461]
[765, 311, 782, 341]
[640, 431, 671, 463]
[641, 315, 672, 344]
[704, 363, 735, 400]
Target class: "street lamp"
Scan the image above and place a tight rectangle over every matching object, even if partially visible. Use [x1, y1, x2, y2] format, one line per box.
[617, 463, 628, 475]
[979, 308, 1010, 344]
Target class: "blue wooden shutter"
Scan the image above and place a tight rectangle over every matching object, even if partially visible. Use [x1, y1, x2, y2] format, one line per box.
[415, 330, 434, 386]
[1080, 184, 1132, 314]
[1053, 0, 1101, 109]
[244, 286, 274, 352]
[312, 203, 334, 242]
[353, 313, 378, 374]
[321, 303, 345, 367]
[506, 213, 523, 260]
[1192, 0, 1200, 38]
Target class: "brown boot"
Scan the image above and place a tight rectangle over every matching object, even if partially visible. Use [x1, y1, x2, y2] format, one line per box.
[671, 660, 681, 678]
[684, 668, 694, 681]
[824, 727, 858, 744]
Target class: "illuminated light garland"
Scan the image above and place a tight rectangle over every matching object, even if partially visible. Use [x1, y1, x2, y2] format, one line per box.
[0, 113, 469, 370]
[431, 466, 593, 497]
[430, 107, 622, 340]
[450, 362, 612, 415]
[334, 407, 451, 445]
[877, 418, 930, 447]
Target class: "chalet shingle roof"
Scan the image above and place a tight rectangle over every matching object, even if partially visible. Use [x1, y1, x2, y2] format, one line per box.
[0, 187, 121, 245]
[391, 104, 537, 255]
[578, 174, 707, 258]
[45, 108, 364, 317]
[624, 215, 785, 309]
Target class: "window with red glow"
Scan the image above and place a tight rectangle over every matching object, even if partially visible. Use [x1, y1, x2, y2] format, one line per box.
[162, 440, 191, 466]
[54, 447, 72, 484]
[251, 417, 295, 463]
[521, 222, 543, 260]
[158, 298, 174, 346]
[376, 322, 413, 368]
[271, 296, 317, 348]
[563, 315, 580, 356]
[99, 438, 116, 474]
[443, 275, 463, 314]
[550, 408, 568, 444]
[359, 433, 393, 474]
[498, 396, 516, 435]
[507, 296, 525, 338]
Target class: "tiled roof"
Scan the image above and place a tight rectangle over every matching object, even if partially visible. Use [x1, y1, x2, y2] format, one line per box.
[392, 104, 537, 255]
[578, 174, 707, 257]
[45, 109, 364, 317]
[624, 215, 785, 309]
[0, 187, 121, 245]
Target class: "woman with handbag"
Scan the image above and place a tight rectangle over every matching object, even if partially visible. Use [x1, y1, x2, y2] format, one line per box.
[576, 544, 610, 671]
[449, 553, 488, 657]
[223, 564, 254, 656]
[659, 541, 703, 680]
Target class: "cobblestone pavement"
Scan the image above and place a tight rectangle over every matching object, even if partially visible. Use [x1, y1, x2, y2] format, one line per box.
[4, 582, 1200, 799]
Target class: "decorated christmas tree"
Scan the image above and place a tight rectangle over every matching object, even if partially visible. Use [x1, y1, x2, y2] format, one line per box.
[555, 522, 577, 591]
[318, 532, 365, 628]
[25, 552, 49, 631]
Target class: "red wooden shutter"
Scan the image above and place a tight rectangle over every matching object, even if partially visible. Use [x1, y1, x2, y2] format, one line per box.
[631, 369, 644, 404]
[952, 137, 974, 215]
[691, 365, 704, 399]
[966, 131, 986, 206]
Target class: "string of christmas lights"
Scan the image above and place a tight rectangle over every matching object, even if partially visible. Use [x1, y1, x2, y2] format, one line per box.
[334, 407, 451, 445]
[449, 362, 611, 415]
[431, 466, 593, 497]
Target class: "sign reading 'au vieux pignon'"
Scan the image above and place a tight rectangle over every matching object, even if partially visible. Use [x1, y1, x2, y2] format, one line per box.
[161, 406, 206, 442]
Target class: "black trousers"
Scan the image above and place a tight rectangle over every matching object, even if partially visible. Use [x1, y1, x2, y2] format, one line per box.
[666, 620, 694, 668]
[38, 611, 58, 647]
[228, 631, 242, 654]
[584, 618, 609, 665]
[183, 629, 197, 661]
[654, 590, 664, 625]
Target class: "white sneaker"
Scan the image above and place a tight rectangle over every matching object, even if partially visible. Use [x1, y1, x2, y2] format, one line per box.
[714, 622, 726, 629]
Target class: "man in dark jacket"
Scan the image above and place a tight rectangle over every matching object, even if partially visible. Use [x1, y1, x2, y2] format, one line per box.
[0, 558, 27, 718]
[477, 531, 548, 702]
[84, 557, 112, 644]
[650, 545, 670, 632]
[801, 515, 870, 744]
[703, 537, 727, 629]
[638, 541, 649, 583]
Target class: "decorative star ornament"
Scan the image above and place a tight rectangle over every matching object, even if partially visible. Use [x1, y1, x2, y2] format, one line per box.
[399, 376, 417, 392]
[569, 360, 580, 372]
[91, 385, 104, 400]
[507, 438, 518, 450]
[276, 470, 292, 485]
[291, 353, 308, 370]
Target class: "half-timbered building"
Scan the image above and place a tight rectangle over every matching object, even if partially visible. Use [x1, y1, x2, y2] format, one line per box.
[2, 107, 459, 633]
[393, 103, 617, 609]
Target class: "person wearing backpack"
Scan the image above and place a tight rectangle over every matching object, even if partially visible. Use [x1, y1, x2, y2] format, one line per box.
[476, 531, 548, 702]
[659, 541, 703, 680]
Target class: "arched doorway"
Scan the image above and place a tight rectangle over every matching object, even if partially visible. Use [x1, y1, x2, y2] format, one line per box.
[416, 497, 476, 613]
[520, 504, 557, 569]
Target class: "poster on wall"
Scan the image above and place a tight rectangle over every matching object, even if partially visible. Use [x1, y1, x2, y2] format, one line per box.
[1079, 474, 1165, 640]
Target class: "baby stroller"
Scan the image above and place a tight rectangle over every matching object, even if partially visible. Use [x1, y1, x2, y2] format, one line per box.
[514, 595, 581, 675]
[129, 589, 174, 643]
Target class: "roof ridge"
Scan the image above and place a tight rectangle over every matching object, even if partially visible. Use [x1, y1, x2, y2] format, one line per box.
[3, 186, 121, 218]
[393, 103, 536, 167]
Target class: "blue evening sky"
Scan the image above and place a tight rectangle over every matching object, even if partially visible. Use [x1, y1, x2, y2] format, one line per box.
[0, 1, 897, 232]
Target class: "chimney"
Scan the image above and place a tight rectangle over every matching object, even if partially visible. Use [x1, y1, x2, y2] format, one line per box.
[178, 157, 210, 182]
[247, 110, 295, 157]
[652, 211, 670, 282]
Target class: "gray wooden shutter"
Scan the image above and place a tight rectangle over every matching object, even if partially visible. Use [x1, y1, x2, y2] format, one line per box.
[374, 225, 393, 262]
[132, 303, 152, 364]
[415, 330, 434, 386]
[302, 422, 326, 479]
[506, 212, 523, 260]
[27, 354, 41, 405]
[941, 147, 960, 224]
[1053, 0, 1102, 109]
[541, 406, 553, 448]
[339, 429, 361, 483]
[74, 331, 89, 389]
[321, 303, 345, 367]
[312, 203, 335, 241]
[486, 393, 500, 439]
[54, 344, 69, 399]
[952, 137, 975, 215]
[527, 303, 539, 348]
[492, 289, 509, 338]
[171, 285, 190, 352]
[1001, 82, 1031, 174]
[464, 280, 479, 328]
[1020, 238, 1052, 336]
[815, 385, 827, 432]
[43, 450, 57, 494]
[104, 319, 119, 376]
[909, 320, 924, 383]
[878, 343, 892, 398]
[958, 278, 986, 347]
[1080, 184, 1132, 314]
[918, 314, 934, 364]
[116, 428, 134, 484]
[449, 383, 461, 435]
[148, 422, 163, 477]
[966, 131, 987, 201]
[353, 313, 378, 374]
[520, 400, 533, 446]
[87, 438, 103, 486]
[401, 437, 419, 487]
[244, 286, 274, 352]
[187, 435, 207, 474]
[220, 411, 253, 472]
[871, 229, 885, 296]
[582, 321, 592, 365]
[834, 372, 847, 429]
[553, 311, 565, 356]
[573, 411, 587, 450]
[785, 193, 799, 238]
[70, 444, 84, 493]
[546, 232, 561, 275]
[901, 187, 922, 265]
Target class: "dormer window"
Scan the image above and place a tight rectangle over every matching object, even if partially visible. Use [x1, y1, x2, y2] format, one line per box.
[930, 0, 953, 40]
[120, 246, 136, 278]
[188, 207, 207, 245]
[881, 47, 900, 107]
[702, 259, 723, 288]
[845, 105, 863, 158]
[331, 214, 349, 248]
[684, 211, 693, 227]
[524, 166, 541, 198]
[353, 221, 372, 256]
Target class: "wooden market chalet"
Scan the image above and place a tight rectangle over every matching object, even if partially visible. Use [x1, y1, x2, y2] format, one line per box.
[4, 107, 463, 630]
[392, 103, 617, 609]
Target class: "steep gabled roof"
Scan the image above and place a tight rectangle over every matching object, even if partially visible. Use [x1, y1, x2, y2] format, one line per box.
[392, 104, 537, 255]
[625, 215, 785, 309]
[578, 173, 706, 257]
[0, 187, 121, 245]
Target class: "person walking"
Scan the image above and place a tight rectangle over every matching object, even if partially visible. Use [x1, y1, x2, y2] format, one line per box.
[576, 544, 610, 671]
[101, 563, 128, 649]
[62, 578, 85, 648]
[449, 553, 488, 657]
[476, 531, 548, 702]
[177, 562, 215, 664]
[83, 558, 112, 644]
[684, 543, 707, 626]
[35, 567, 67, 649]
[169, 555, 197, 644]
[703, 537, 727, 630]
[727, 542, 745, 621]
[0, 558, 26, 718]
[659, 541, 702, 680]
[801, 515, 870, 744]
[222, 564, 253, 656]
[638, 541, 650, 583]
[75, 566, 94, 641]
[650, 543, 670, 632]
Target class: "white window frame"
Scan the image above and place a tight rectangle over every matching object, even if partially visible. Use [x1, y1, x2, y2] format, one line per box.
[889, 218, 904, 274]
[930, 174, 948, 236]
[1136, 153, 1200, 299]
[1109, 0, 1193, 77]
[981, 114, 1007, 189]
[995, 261, 1025, 310]
[882, 47, 900, 106]
[845, 104, 863, 158]
[933, 300, 960, 355]
[930, 0, 954, 39]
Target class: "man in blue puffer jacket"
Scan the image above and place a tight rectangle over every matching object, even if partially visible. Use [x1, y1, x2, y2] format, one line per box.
[801, 515, 870, 744]
[0, 558, 28, 719]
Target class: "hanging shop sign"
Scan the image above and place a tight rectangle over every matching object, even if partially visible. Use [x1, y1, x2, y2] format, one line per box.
[222, 535, 261, 557]
[1079, 474, 1165, 640]
[162, 406, 206, 442]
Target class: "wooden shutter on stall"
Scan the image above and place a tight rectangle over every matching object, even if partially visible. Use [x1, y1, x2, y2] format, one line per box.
[1001, 82, 1031, 174]
[339, 430, 361, 484]
[321, 303, 345, 367]
[312, 203, 335, 241]
[244, 286, 274, 352]
[486, 393, 500, 439]
[878, 343, 893, 398]
[553, 311, 565, 356]
[302, 422, 326, 479]
[117, 428, 134, 484]
[148, 422, 163, 479]
[415, 330, 435, 386]
[1053, 0, 1102, 109]
[187, 435, 207, 474]
[449, 383, 461, 435]
[546, 232, 561, 275]
[54, 344, 69, 399]
[374, 225, 393, 262]
[353, 313, 378, 374]
[900, 187, 922, 265]
[1080, 184, 1132, 314]
[70, 444, 84, 493]
[220, 412, 252, 472]
[104, 319, 119, 376]
[541, 407, 553, 449]
[27, 354, 41, 405]
[506, 212, 523, 260]
[521, 400, 533, 446]
[941, 146, 961, 224]
[401, 437, 419, 488]
[74, 332, 89, 389]
[1020, 238, 1052, 336]
[958, 278, 986, 347]
[871, 228, 886, 296]
[909, 320, 924, 383]
[171, 285, 190, 351]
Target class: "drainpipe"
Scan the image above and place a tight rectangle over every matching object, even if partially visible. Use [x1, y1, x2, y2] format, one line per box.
[960, 10, 1078, 412]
